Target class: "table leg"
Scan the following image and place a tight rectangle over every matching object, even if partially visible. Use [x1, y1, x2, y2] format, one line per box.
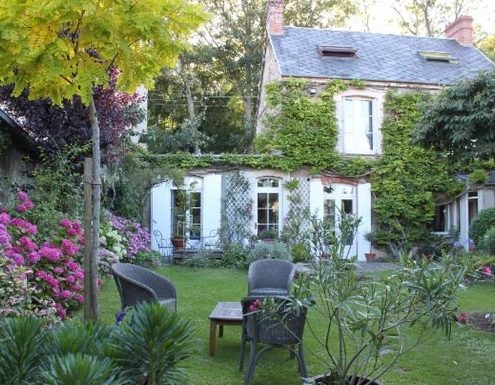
[219, 324, 224, 338]
[209, 320, 217, 356]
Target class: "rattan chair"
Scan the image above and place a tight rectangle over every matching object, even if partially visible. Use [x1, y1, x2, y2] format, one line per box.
[111, 263, 177, 312]
[239, 297, 307, 385]
[247, 259, 295, 297]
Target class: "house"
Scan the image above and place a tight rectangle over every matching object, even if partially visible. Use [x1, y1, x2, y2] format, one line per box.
[0, 108, 38, 204]
[151, 1, 493, 259]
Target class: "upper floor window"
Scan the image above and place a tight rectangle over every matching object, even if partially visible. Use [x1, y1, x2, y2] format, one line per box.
[343, 98, 374, 154]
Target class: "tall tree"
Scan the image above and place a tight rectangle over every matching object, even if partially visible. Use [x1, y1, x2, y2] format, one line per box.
[393, 0, 468, 36]
[414, 71, 495, 164]
[150, 0, 355, 151]
[0, 71, 144, 163]
[0, 0, 206, 320]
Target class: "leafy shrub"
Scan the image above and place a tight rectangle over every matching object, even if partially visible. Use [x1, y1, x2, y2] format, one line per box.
[248, 241, 291, 264]
[0, 316, 47, 384]
[0, 303, 194, 385]
[290, 242, 311, 263]
[103, 211, 153, 265]
[480, 226, 495, 255]
[222, 243, 249, 269]
[0, 192, 85, 319]
[470, 208, 495, 247]
[107, 303, 194, 385]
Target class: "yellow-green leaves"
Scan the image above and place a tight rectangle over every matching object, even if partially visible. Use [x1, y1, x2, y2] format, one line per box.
[0, 0, 208, 105]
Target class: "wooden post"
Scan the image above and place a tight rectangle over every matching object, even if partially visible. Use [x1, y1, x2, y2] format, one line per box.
[83, 157, 98, 320]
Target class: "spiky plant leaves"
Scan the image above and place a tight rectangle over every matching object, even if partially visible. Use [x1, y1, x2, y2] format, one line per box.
[40, 353, 127, 385]
[47, 321, 114, 357]
[107, 303, 195, 385]
[0, 316, 47, 385]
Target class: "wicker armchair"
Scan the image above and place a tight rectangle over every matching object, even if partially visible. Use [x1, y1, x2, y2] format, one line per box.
[111, 263, 177, 312]
[239, 297, 307, 385]
[248, 259, 295, 297]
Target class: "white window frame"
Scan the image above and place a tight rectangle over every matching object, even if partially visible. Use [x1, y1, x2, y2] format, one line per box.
[335, 88, 384, 155]
[256, 177, 282, 235]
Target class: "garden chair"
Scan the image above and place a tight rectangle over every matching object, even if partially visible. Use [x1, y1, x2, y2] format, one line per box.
[111, 263, 177, 312]
[247, 259, 295, 297]
[239, 297, 308, 385]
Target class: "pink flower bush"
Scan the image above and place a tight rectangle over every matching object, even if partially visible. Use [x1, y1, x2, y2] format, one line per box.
[0, 191, 85, 320]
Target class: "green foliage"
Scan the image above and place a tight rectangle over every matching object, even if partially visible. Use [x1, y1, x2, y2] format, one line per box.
[107, 303, 194, 385]
[298, 253, 463, 384]
[106, 148, 184, 223]
[0, 316, 46, 385]
[248, 241, 292, 264]
[469, 169, 489, 184]
[0, 0, 207, 106]
[415, 71, 495, 163]
[371, 91, 460, 250]
[480, 226, 495, 255]
[256, 79, 340, 172]
[41, 354, 122, 385]
[469, 208, 495, 247]
[27, 146, 85, 240]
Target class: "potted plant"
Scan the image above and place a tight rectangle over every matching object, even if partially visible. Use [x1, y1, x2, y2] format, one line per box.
[286, 216, 465, 385]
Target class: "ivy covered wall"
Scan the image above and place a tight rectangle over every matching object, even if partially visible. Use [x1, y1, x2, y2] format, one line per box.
[145, 79, 464, 250]
[370, 91, 462, 249]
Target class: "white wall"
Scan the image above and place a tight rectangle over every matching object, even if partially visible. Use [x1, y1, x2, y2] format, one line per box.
[151, 180, 173, 250]
[357, 183, 372, 260]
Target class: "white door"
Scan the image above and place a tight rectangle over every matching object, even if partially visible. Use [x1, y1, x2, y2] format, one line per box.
[323, 184, 358, 258]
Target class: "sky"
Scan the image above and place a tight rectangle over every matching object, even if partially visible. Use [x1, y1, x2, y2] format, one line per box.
[344, 0, 495, 37]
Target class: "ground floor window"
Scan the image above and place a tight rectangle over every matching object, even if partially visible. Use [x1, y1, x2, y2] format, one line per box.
[172, 190, 202, 240]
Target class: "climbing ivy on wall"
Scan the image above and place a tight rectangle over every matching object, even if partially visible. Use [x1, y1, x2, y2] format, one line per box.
[370, 91, 462, 250]
[255, 79, 341, 172]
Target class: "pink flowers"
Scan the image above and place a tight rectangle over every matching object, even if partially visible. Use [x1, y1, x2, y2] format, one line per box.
[248, 299, 263, 312]
[482, 266, 493, 276]
[39, 244, 63, 262]
[457, 312, 469, 324]
[0, 191, 85, 320]
[15, 191, 34, 213]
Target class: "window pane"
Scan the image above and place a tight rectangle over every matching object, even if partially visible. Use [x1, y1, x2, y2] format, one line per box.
[257, 178, 279, 187]
[343, 98, 373, 153]
[258, 193, 268, 208]
[258, 209, 267, 223]
[190, 192, 201, 208]
[342, 199, 353, 214]
[268, 193, 279, 209]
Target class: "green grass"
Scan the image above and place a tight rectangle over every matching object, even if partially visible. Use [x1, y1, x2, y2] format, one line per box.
[93, 266, 495, 385]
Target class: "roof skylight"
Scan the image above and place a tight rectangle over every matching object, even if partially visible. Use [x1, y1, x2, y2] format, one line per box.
[318, 45, 357, 58]
[418, 51, 458, 64]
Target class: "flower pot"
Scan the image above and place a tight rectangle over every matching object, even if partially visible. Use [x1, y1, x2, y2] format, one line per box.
[304, 374, 384, 385]
[172, 237, 186, 251]
[364, 252, 376, 262]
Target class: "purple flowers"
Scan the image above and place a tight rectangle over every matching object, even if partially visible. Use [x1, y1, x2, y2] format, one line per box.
[104, 211, 151, 263]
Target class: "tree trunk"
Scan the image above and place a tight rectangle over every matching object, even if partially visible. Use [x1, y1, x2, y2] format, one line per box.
[243, 94, 254, 153]
[85, 94, 100, 321]
[179, 55, 200, 154]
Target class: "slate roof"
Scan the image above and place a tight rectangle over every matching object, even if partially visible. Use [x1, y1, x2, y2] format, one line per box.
[270, 27, 494, 85]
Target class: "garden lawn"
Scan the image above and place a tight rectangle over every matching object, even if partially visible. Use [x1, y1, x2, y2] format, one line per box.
[93, 266, 495, 385]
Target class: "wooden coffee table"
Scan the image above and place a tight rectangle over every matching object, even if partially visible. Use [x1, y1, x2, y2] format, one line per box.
[208, 301, 243, 356]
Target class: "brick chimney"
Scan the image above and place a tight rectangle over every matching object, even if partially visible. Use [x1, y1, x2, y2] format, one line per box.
[444, 15, 473, 46]
[267, 0, 284, 35]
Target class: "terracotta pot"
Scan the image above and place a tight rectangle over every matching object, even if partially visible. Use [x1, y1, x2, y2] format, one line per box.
[172, 237, 186, 250]
[304, 375, 384, 385]
[364, 252, 376, 262]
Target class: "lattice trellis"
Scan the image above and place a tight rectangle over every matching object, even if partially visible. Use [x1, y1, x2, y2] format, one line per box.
[284, 177, 312, 237]
[220, 171, 253, 244]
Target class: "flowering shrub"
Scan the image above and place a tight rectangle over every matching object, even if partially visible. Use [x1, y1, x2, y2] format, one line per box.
[0, 192, 85, 319]
[103, 211, 156, 266]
